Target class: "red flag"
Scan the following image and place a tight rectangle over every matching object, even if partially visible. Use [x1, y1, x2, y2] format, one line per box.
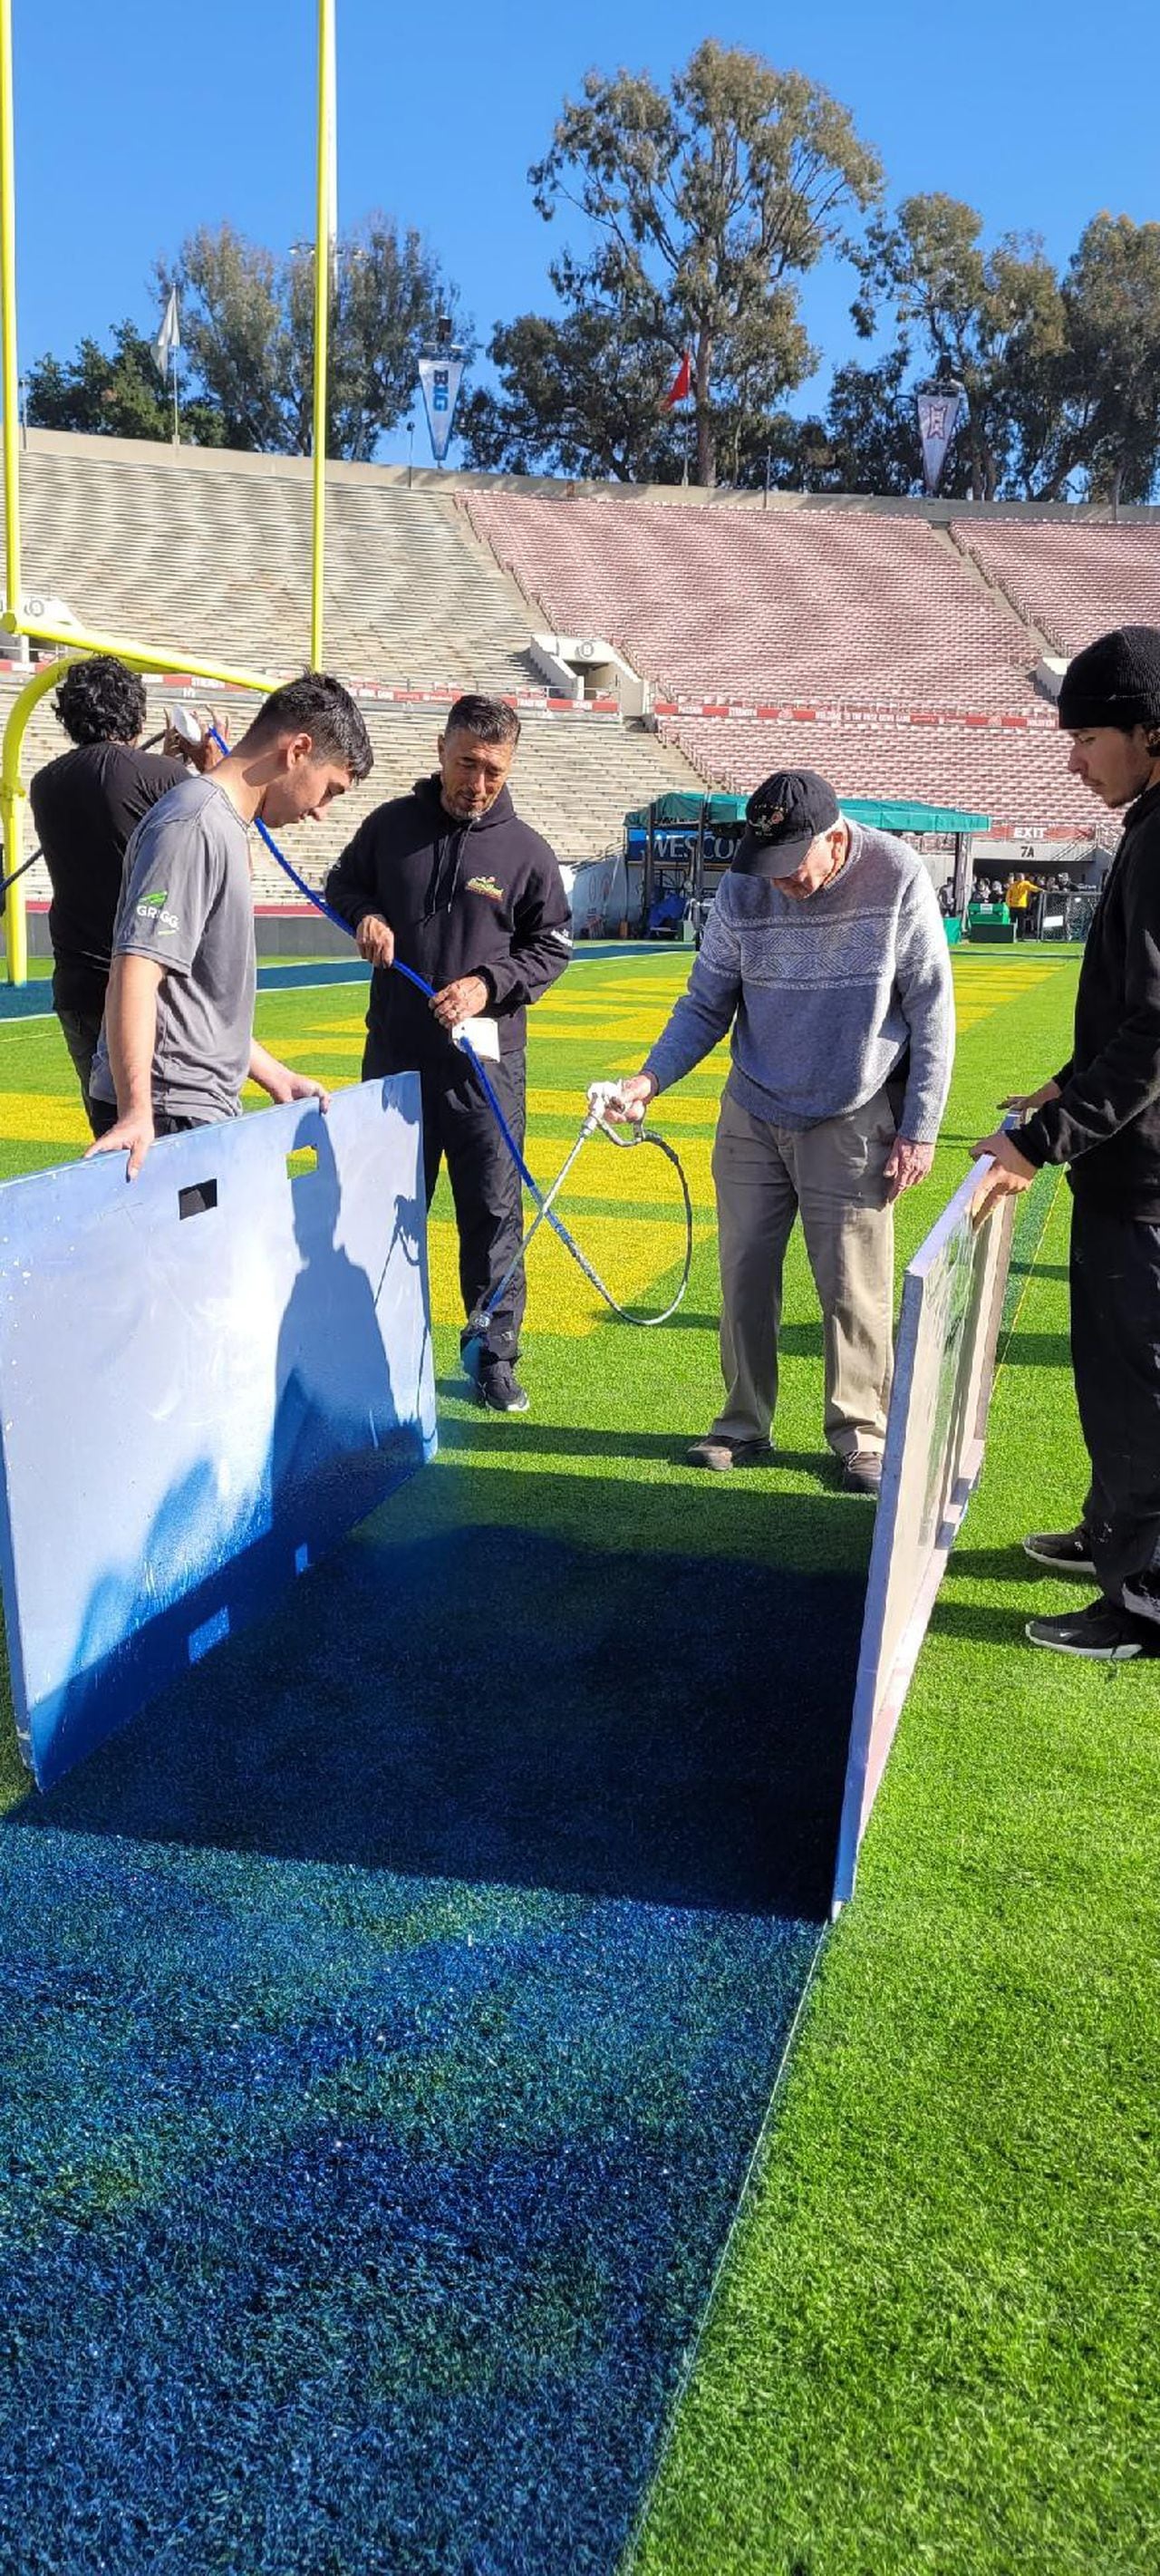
[659, 351, 691, 412]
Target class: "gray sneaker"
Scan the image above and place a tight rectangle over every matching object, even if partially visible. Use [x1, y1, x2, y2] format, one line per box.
[685, 1434, 774, 1471]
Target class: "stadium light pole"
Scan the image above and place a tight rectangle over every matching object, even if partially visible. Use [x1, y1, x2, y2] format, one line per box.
[309, 0, 336, 670]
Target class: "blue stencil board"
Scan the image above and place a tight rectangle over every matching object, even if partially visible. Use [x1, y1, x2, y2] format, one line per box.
[0, 1079, 436, 1788]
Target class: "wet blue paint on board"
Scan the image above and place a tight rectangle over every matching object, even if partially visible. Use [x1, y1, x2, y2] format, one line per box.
[0, 1079, 436, 1787]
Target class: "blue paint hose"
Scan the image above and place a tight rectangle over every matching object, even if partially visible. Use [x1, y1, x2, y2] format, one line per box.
[209, 728, 693, 1337]
[0, 843, 45, 897]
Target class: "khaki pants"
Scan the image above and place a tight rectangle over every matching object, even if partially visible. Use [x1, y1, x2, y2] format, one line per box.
[710, 1086, 897, 1460]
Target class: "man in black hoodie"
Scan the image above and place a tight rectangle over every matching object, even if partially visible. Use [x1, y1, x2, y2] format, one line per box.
[972, 625, 1160, 1661]
[324, 695, 571, 1415]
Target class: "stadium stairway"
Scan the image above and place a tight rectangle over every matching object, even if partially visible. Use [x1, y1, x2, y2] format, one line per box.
[463, 487, 1046, 713]
[950, 516, 1160, 660]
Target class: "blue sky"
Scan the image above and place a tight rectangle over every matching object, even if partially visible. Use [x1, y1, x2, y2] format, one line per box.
[11, 0, 1154, 460]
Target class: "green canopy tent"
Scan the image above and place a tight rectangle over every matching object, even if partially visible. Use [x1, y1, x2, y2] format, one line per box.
[624, 792, 990, 921]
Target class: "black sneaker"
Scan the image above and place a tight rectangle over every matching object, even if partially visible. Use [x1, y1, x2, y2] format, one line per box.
[1022, 1525, 1096, 1578]
[476, 1361, 529, 1415]
[1025, 1599, 1155, 1661]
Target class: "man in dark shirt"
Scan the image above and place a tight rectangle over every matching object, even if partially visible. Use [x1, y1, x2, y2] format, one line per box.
[28, 655, 215, 1129]
[324, 694, 571, 1417]
[972, 625, 1160, 1660]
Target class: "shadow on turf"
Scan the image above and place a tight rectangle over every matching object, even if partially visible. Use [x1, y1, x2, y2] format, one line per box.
[926, 1595, 1097, 1650]
[433, 1410, 831, 1479]
[594, 1312, 826, 1358]
[995, 1329, 1071, 1368]
[951, 1542, 1074, 1585]
[4, 1462, 864, 1922]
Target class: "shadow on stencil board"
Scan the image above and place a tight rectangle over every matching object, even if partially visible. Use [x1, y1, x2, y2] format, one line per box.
[5, 1464, 863, 1922]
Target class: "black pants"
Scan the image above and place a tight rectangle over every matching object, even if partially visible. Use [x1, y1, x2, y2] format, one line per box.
[363, 1033, 527, 1365]
[88, 1099, 208, 1141]
[1071, 1198, 1160, 1608]
[55, 1002, 105, 1138]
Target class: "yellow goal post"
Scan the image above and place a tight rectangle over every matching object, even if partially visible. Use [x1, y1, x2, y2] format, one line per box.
[0, 621, 279, 984]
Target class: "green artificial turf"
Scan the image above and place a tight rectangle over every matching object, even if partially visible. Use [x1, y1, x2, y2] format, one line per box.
[0, 948, 1155, 2573]
[629, 982, 1160, 2573]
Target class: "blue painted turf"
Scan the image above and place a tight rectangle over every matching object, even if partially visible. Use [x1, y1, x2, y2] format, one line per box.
[0, 1497, 859, 2573]
[0, 980, 54, 1019]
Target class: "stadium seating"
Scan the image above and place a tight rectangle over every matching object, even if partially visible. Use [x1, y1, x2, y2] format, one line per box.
[6, 434, 1158, 876]
[464, 492, 1041, 712]
[2, 434, 709, 906]
[952, 518, 1160, 659]
[6, 682, 702, 906]
[662, 711, 1097, 836]
[18, 441, 538, 691]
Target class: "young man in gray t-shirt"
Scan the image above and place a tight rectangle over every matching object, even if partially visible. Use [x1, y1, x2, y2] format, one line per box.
[87, 673, 373, 1177]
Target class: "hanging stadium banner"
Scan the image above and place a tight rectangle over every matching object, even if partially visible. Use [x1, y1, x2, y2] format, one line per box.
[418, 354, 465, 464]
[832, 1156, 1026, 1909]
[915, 383, 965, 494]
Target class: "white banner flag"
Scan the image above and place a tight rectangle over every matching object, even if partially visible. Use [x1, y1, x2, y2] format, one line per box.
[916, 384, 964, 495]
[153, 287, 180, 383]
[417, 354, 465, 465]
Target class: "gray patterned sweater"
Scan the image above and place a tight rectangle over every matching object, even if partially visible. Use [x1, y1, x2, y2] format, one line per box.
[643, 819, 954, 1141]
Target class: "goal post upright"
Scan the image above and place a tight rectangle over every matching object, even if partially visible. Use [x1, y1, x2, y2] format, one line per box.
[0, 0, 331, 980]
[0, 0, 26, 982]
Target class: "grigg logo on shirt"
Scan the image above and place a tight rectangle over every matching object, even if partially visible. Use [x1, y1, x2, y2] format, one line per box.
[135, 886, 180, 935]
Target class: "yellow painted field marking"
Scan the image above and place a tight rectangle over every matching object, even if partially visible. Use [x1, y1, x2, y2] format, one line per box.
[0, 1092, 89, 1146]
[254, 1013, 377, 1041]
[246, 1041, 362, 1063]
[523, 1136, 717, 1203]
[427, 1210, 714, 1339]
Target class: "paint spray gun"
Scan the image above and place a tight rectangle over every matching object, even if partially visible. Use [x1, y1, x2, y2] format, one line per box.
[583, 1080, 648, 1139]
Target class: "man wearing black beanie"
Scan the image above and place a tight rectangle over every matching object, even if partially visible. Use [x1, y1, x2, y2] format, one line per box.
[972, 623, 1160, 1658]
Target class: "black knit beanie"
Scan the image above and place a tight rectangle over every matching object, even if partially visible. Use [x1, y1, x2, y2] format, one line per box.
[1058, 625, 1160, 732]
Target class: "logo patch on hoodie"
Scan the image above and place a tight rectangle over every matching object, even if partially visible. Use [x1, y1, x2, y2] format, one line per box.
[465, 874, 504, 903]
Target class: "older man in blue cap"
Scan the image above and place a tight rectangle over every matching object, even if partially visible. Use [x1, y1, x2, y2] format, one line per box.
[608, 769, 955, 1494]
